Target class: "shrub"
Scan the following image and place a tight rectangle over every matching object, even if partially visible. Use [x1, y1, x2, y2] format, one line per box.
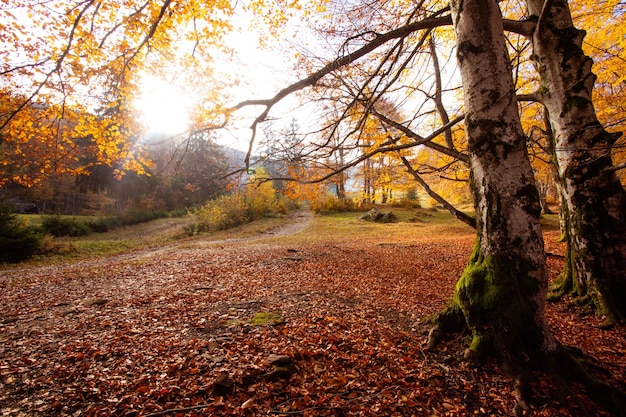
[192, 182, 292, 233]
[310, 194, 356, 214]
[390, 198, 421, 209]
[0, 202, 41, 263]
[88, 217, 122, 233]
[193, 193, 249, 232]
[244, 180, 281, 219]
[40, 216, 92, 237]
[123, 210, 169, 225]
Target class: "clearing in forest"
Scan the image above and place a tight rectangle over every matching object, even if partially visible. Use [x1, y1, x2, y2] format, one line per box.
[0, 208, 624, 416]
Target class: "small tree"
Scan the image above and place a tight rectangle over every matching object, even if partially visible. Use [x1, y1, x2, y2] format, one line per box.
[0, 201, 41, 263]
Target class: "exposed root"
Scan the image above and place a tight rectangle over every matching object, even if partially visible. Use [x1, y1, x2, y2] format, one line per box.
[425, 304, 465, 351]
[427, 305, 626, 416]
[553, 345, 626, 417]
[512, 374, 530, 417]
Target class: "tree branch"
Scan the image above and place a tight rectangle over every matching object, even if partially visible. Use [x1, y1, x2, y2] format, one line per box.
[231, 12, 453, 169]
[0, 0, 96, 131]
[371, 109, 468, 163]
[400, 157, 476, 228]
[502, 19, 535, 37]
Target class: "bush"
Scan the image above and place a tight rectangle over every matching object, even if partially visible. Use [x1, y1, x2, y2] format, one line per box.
[310, 194, 356, 214]
[123, 210, 169, 225]
[40, 216, 92, 237]
[0, 202, 41, 263]
[390, 198, 421, 209]
[88, 217, 122, 233]
[192, 183, 292, 233]
[193, 193, 249, 232]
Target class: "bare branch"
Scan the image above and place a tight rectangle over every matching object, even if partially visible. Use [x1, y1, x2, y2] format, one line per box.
[371, 109, 468, 163]
[607, 162, 626, 172]
[400, 157, 476, 228]
[502, 19, 535, 37]
[231, 12, 453, 169]
[517, 93, 543, 103]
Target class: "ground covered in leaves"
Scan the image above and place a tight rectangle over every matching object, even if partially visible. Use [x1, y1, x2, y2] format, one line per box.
[0, 212, 624, 416]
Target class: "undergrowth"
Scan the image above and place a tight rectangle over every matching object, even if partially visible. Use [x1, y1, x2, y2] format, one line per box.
[191, 184, 291, 233]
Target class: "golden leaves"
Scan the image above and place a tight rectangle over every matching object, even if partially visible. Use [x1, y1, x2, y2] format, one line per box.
[0, 0, 239, 186]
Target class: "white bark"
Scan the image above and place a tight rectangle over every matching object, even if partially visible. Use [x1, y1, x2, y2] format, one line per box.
[450, 0, 556, 355]
[527, 0, 626, 320]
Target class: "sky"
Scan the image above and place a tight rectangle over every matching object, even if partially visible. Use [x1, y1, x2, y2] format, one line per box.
[134, 6, 317, 152]
[136, 76, 193, 136]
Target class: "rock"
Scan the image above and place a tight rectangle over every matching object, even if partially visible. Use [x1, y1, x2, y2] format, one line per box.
[359, 208, 383, 221]
[264, 364, 295, 381]
[359, 208, 395, 222]
[264, 354, 295, 381]
[380, 211, 396, 222]
[212, 373, 234, 396]
[267, 354, 292, 366]
[84, 298, 108, 307]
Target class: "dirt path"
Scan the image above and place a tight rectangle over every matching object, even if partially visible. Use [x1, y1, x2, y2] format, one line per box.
[127, 207, 313, 260]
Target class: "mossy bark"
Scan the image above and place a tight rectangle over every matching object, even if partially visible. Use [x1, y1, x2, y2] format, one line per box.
[436, 1, 626, 413]
[453, 242, 554, 367]
[445, 0, 557, 371]
[527, 0, 626, 324]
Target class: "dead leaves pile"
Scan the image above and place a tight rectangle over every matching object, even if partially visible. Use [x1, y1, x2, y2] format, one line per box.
[0, 230, 624, 416]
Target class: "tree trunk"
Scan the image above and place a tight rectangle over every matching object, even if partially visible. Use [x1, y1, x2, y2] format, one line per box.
[435, 0, 557, 369]
[527, 0, 626, 323]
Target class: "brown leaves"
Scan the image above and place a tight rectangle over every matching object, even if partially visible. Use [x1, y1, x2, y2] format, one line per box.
[0, 229, 623, 416]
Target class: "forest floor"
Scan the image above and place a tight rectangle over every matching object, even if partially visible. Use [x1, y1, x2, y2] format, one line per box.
[0, 208, 624, 416]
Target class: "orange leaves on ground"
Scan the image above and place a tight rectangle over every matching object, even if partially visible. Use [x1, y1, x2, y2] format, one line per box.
[0, 229, 623, 416]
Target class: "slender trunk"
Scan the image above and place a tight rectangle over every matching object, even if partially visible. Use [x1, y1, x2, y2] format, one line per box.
[429, 36, 455, 150]
[528, 0, 626, 323]
[440, 0, 557, 368]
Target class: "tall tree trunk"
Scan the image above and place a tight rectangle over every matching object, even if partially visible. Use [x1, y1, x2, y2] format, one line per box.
[527, 0, 626, 323]
[435, 0, 557, 369]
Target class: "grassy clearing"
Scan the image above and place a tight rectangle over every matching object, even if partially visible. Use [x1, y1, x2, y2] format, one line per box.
[10, 207, 561, 266]
[28, 216, 194, 263]
[9, 211, 299, 265]
[262, 206, 476, 247]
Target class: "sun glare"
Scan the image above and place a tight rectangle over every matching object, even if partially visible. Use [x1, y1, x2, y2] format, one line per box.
[137, 76, 192, 136]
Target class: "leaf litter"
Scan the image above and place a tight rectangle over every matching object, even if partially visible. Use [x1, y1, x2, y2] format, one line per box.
[0, 225, 624, 416]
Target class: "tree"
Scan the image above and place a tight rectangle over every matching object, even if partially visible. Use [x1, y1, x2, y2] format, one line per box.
[431, 0, 557, 378]
[525, 0, 626, 323]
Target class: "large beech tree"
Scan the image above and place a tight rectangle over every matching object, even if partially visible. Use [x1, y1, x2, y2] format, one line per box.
[525, 0, 626, 323]
[435, 0, 557, 368]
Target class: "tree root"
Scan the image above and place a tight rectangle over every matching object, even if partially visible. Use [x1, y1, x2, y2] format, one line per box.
[553, 345, 626, 417]
[427, 311, 626, 416]
[425, 304, 465, 351]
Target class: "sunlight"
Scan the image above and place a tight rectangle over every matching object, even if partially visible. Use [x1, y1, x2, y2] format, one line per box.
[136, 76, 193, 136]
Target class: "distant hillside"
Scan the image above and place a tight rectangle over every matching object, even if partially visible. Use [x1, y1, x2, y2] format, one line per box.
[222, 147, 247, 170]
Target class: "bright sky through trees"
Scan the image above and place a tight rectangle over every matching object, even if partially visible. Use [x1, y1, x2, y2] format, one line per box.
[137, 75, 192, 135]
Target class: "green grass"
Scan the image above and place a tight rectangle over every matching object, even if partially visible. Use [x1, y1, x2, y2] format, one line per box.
[19, 216, 194, 263]
[540, 213, 562, 231]
[268, 207, 475, 247]
[9, 212, 301, 265]
[9, 206, 560, 266]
